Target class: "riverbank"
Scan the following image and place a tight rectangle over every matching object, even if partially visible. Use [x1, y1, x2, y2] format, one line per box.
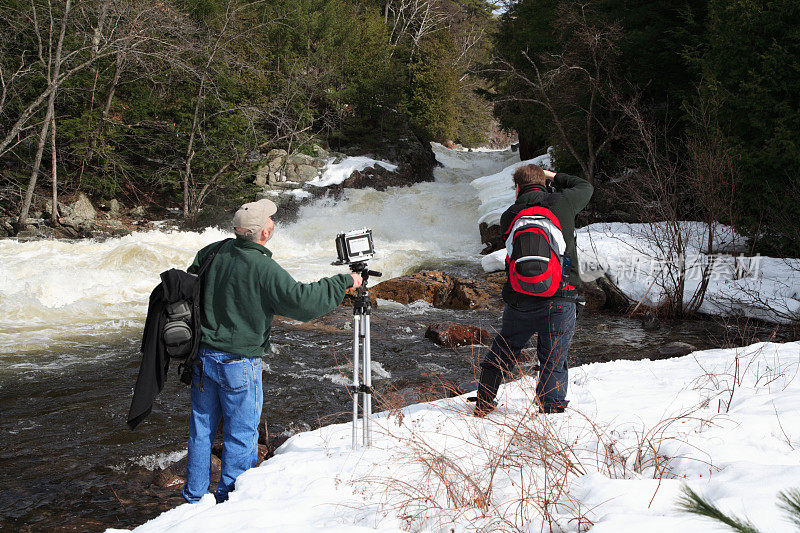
[118, 340, 800, 532]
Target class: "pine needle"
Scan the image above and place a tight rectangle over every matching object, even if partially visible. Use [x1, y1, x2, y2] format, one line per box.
[677, 485, 761, 533]
[778, 489, 800, 530]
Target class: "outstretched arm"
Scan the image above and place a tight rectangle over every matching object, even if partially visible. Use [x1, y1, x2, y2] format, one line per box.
[264, 263, 355, 322]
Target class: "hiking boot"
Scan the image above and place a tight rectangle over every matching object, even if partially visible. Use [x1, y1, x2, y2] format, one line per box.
[473, 398, 497, 417]
[538, 404, 566, 414]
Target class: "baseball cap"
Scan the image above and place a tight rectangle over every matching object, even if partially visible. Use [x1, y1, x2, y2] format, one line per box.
[232, 199, 277, 235]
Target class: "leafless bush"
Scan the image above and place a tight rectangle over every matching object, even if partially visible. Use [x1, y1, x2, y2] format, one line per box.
[351, 362, 720, 532]
[613, 90, 742, 318]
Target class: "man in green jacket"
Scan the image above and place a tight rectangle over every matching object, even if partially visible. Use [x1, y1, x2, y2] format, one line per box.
[474, 164, 593, 416]
[183, 198, 362, 504]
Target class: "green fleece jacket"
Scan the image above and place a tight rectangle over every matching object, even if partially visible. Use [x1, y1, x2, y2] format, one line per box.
[188, 238, 354, 358]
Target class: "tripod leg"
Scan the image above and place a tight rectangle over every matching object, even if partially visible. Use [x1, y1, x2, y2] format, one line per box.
[352, 315, 360, 448]
[364, 314, 372, 446]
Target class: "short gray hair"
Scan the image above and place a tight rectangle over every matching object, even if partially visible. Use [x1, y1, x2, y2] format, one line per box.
[234, 227, 261, 242]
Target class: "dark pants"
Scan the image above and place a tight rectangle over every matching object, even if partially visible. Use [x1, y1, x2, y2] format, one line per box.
[479, 299, 576, 409]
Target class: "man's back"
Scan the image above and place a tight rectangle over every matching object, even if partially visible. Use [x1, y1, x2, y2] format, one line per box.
[500, 172, 593, 305]
[190, 238, 353, 358]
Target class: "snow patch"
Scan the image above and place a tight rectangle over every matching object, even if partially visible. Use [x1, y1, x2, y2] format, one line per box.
[308, 156, 398, 187]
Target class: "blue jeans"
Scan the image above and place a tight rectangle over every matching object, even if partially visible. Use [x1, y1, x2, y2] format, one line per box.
[182, 347, 263, 503]
[481, 299, 576, 409]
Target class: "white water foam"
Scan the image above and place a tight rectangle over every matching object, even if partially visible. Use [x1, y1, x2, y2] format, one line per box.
[0, 144, 518, 362]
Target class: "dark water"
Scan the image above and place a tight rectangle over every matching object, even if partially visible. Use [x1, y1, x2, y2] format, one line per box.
[0, 300, 755, 531]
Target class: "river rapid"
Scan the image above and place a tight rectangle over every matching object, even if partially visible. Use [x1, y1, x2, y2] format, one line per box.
[0, 145, 727, 530]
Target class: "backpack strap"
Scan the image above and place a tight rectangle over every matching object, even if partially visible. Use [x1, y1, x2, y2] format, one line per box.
[179, 238, 232, 385]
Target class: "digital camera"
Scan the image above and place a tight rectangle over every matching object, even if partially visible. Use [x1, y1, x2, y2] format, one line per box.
[334, 228, 375, 265]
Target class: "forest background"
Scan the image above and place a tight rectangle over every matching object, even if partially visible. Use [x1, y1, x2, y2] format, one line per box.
[1, 0, 798, 256]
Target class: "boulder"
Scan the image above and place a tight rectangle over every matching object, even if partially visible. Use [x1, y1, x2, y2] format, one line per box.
[266, 148, 287, 160]
[130, 205, 147, 218]
[478, 222, 503, 254]
[596, 274, 632, 311]
[443, 277, 497, 310]
[425, 323, 491, 348]
[71, 193, 96, 221]
[658, 341, 697, 358]
[311, 144, 328, 158]
[0, 217, 14, 236]
[295, 164, 319, 182]
[579, 280, 606, 311]
[44, 200, 72, 219]
[286, 153, 315, 167]
[268, 155, 285, 172]
[254, 164, 270, 186]
[371, 271, 454, 306]
[284, 165, 299, 182]
[154, 469, 184, 490]
[371, 271, 501, 310]
[107, 199, 121, 217]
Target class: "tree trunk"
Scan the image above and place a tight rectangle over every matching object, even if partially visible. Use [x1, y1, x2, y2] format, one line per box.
[78, 51, 124, 187]
[17, 0, 71, 228]
[50, 111, 58, 226]
[183, 78, 204, 220]
[18, 107, 53, 227]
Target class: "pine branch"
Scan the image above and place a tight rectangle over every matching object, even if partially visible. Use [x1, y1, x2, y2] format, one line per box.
[778, 489, 800, 530]
[677, 485, 761, 533]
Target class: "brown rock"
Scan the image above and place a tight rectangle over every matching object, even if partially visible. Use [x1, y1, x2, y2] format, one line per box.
[479, 222, 504, 254]
[342, 286, 378, 307]
[209, 454, 222, 484]
[268, 434, 290, 455]
[256, 444, 269, 465]
[578, 280, 606, 311]
[154, 468, 185, 489]
[425, 323, 491, 348]
[371, 271, 454, 306]
[444, 277, 497, 310]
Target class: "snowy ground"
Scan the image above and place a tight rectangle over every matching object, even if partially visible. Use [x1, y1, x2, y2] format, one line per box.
[476, 155, 800, 324]
[114, 341, 800, 532]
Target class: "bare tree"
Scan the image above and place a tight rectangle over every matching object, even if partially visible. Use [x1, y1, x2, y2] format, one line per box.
[617, 91, 739, 317]
[6, 0, 172, 228]
[488, 1, 625, 183]
[385, 0, 447, 57]
[18, 0, 72, 227]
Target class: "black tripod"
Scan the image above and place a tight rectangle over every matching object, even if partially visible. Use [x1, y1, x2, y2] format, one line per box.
[349, 261, 381, 448]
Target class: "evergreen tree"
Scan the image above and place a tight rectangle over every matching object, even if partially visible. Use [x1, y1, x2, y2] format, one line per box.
[698, 0, 800, 254]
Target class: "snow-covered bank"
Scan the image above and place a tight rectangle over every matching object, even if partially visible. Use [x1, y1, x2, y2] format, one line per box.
[115, 341, 800, 532]
[481, 222, 800, 323]
[471, 150, 553, 227]
[473, 153, 800, 323]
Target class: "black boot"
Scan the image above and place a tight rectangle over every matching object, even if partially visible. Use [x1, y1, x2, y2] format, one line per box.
[474, 366, 502, 417]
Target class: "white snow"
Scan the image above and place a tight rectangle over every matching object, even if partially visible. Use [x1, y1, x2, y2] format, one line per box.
[470, 148, 553, 227]
[113, 341, 800, 533]
[308, 156, 399, 187]
[471, 151, 800, 323]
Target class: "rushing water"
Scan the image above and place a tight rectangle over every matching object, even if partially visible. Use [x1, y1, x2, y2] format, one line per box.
[0, 145, 728, 531]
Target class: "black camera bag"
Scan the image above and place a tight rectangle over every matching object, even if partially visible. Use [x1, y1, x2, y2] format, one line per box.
[163, 239, 229, 367]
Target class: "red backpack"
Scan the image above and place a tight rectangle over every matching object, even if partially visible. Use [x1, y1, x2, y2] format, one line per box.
[504, 204, 567, 297]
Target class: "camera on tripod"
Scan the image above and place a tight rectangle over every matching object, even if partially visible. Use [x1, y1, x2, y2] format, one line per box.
[334, 228, 375, 265]
[333, 228, 381, 448]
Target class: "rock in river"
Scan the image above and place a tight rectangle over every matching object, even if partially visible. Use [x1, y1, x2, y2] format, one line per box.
[425, 323, 491, 348]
